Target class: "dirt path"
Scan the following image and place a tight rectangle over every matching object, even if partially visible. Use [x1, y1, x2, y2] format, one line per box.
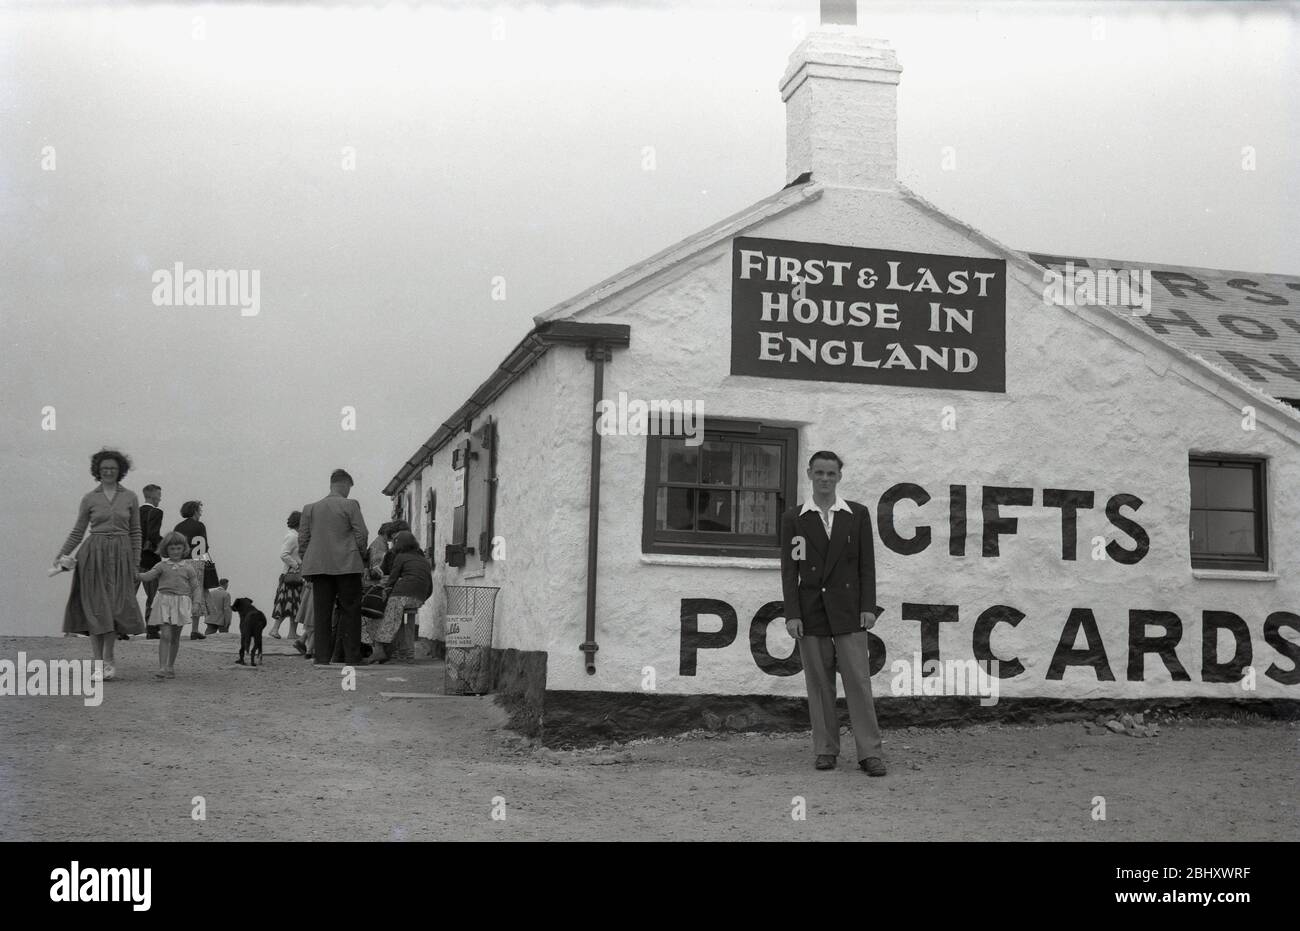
[1, 635, 1295, 842]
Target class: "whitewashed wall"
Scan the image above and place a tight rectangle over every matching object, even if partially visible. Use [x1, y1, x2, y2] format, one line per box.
[402, 184, 1300, 703]
[413, 349, 591, 657]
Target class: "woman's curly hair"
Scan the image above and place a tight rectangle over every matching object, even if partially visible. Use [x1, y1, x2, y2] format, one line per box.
[90, 448, 132, 481]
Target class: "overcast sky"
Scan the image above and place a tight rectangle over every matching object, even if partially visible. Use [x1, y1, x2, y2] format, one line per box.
[2, 0, 1296, 635]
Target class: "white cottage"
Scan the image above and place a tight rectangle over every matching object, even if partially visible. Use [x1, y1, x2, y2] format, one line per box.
[385, 28, 1300, 744]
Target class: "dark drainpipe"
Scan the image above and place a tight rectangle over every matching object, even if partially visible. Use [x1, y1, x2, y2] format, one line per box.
[581, 341, 611, 674]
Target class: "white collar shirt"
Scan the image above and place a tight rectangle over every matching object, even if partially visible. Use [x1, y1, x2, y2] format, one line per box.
[800, 496, 851, 537]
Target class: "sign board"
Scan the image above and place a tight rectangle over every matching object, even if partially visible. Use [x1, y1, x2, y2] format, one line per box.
[444, 614, 475, 649]
[731, 236, 1006, 392]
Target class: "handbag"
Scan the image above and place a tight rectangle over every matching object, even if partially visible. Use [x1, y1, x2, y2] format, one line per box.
[283, 567, 304, 588]
[360, 582, 388, 619]
[201, 555, 220, 589]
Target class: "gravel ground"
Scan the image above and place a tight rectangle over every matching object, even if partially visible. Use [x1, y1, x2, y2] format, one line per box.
[1, 635, 1296, 841]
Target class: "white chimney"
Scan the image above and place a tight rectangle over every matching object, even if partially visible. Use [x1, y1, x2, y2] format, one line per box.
[779, 29, 903, 190]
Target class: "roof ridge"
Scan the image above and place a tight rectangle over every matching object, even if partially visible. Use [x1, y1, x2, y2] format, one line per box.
[1017, 251, 1299, 280]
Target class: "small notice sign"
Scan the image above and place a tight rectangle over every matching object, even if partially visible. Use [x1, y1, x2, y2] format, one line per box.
[445, 614, 475, 648]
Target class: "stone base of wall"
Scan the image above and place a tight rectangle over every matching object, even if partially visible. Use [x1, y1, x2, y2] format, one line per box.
[487, 647, 548, 737]
[538, 691, 1299, 748]
[461, 646, 1299, 745]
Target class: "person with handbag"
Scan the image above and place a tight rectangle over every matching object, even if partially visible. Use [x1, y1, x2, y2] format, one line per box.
[362, 531, 432, 664]
[173, 500, 214, 640]
[269, 510, 304, 639]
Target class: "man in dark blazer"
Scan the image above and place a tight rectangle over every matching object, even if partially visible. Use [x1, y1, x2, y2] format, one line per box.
[299, 468, 369, 665]
[137, 483, 164, 640]
[779, 450, 887, 776]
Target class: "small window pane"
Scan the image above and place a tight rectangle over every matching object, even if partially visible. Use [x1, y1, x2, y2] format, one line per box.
[1204, 511, 1256, 554]
[741, 444, 782, 488]
[657, 486, 695, 531]
[1203, 467, 1254, 510]
[645, 422, 797, 557]
[696, 489, 733, 532]
[701, 442, 737, 485]
[737, 491, 779, 535]
[660, 440, 698, 483]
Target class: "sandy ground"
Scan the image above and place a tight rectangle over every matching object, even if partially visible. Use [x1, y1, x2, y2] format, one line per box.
[1, 634, 1296, 842]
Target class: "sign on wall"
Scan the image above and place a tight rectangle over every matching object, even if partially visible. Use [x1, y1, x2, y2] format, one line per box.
[731, 236, 1007, 391]
[669, 477, 1299, 692]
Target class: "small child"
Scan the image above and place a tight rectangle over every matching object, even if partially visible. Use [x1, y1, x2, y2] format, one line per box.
[136, 531, 202, 679]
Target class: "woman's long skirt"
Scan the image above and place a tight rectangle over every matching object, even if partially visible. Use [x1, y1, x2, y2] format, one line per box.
[61, 534, 145, 636]
[272, 573, 303, 621]
[362, 594, 422, 646]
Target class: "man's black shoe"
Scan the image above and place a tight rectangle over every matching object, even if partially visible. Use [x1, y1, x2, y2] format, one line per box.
[859, 757, 887, 777]
[814, 754, 836, 771]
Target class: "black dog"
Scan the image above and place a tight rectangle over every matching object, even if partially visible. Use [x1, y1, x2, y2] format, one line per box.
[232, 597, 267, 667]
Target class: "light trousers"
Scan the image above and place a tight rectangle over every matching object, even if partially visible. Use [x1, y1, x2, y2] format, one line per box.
[798, 630, 883, 760]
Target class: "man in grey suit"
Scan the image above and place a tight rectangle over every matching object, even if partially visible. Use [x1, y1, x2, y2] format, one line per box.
[299, 468, 369, 665]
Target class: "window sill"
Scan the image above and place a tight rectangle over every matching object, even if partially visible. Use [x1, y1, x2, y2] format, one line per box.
[1191, 569, 1278, 582]
[640, 553, 780, 570]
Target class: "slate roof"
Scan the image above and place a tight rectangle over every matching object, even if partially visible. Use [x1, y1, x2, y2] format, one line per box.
[1023, 253, 1300, 405]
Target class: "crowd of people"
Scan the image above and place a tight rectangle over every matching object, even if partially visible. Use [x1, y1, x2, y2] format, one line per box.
[52, 450, 434, 681]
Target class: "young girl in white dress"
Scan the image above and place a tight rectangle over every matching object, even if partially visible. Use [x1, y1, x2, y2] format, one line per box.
[136, 531, 202, 678]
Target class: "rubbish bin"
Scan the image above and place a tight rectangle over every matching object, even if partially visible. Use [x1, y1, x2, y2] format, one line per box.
[443, 585, 499, 695]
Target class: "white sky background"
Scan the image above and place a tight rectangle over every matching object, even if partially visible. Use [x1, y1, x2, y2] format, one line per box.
[1, 1, 1296, 636]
